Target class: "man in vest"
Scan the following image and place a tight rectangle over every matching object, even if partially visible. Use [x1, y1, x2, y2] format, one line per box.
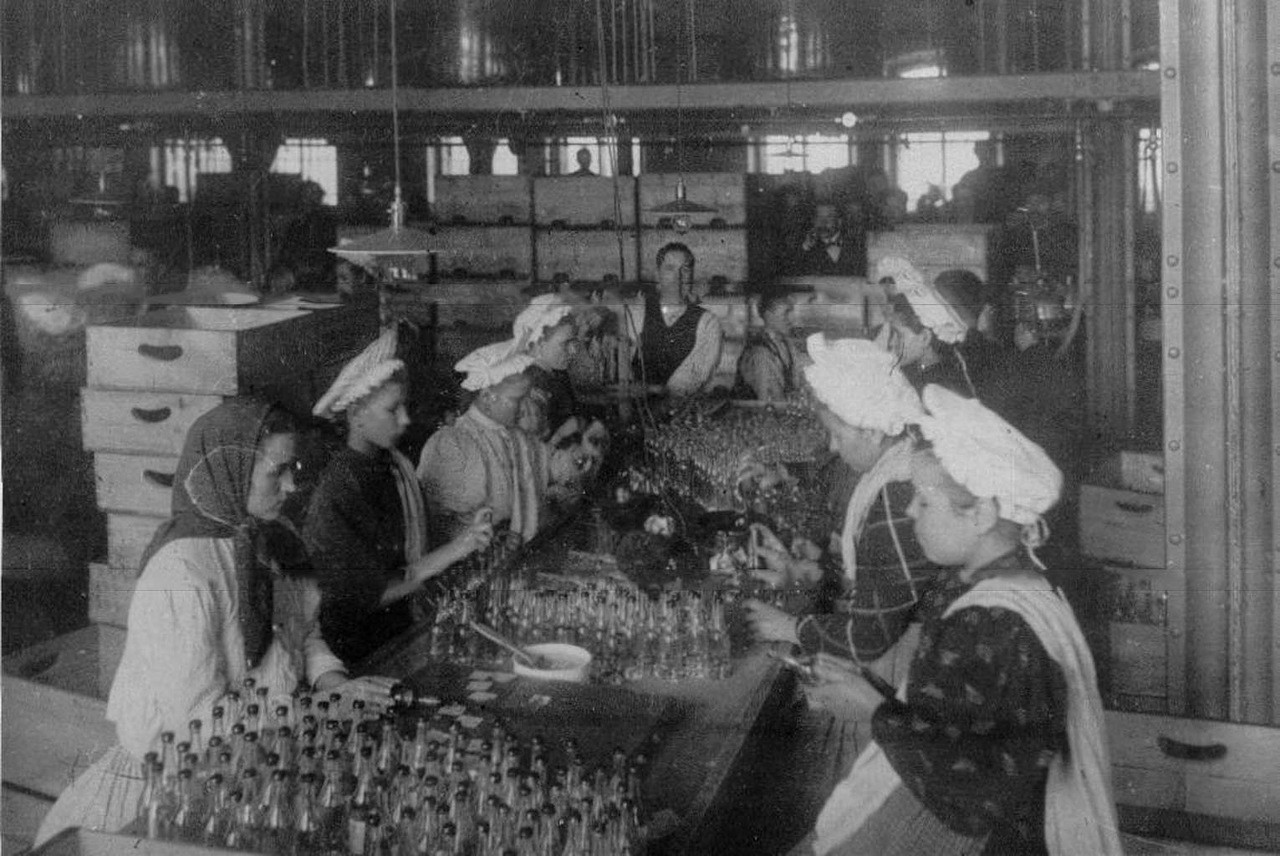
[626, 242, 724, 395]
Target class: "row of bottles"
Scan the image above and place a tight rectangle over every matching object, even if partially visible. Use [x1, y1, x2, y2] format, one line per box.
[633, 405, 826, 516]
[135, 677, 649, 855]
[426, 582, 734, 685]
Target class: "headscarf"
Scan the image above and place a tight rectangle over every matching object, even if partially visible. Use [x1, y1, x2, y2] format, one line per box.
[456, 340, 534, 392]
[918, 384, 1062, 562]
[879, 256, 969, 345]
[138, 398, 291, 669]
[313, 326, 404, 420]
[804, 334, 924, 436]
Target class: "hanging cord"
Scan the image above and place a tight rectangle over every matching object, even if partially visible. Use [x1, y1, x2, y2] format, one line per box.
[1022, 516, 1051, 571]
[953, 343, 978, 398]
[881, 486, 915, 602]
[593, 0, 629, 280]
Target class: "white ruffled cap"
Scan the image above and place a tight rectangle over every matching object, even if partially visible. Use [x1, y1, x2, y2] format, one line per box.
[803, 334, 924, 436]
[455, 340, 534, 392]
[880, 256, 968, 345]
[512, 294, 576, 349]
[313, 327, 404, 419]
[917, 384, 1062, 527]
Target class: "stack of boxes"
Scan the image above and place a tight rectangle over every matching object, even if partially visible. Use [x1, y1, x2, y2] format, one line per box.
[1078, 450, 1183, 714]
[81, 303, 378, 696]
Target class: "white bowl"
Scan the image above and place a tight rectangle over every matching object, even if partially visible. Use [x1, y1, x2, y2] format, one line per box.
[512, 643, 593, 684]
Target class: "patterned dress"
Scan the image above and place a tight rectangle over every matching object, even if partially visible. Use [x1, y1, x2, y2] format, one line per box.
[870, 553, 1069, 855]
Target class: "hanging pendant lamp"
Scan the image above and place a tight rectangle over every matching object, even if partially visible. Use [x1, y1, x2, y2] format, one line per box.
[329, 0, 433, 271]
[643, 0, 716, 227]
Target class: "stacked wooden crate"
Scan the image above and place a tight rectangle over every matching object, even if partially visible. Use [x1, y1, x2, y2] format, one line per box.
[1078, 451, 1183, 716]
[534, 176, 639, 282]
[433, 176, 534, 278]
[81, 303, 378, 696]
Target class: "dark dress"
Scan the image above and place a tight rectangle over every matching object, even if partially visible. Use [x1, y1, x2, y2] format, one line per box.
[871, 553, 1069, 855]
[304, 447, 414, 664]
[525, 363, 578, 438]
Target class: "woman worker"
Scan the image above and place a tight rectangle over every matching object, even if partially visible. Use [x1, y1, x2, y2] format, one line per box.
[510, 294, 611, 481]
[304, 327, 493, 665]
[35, 399, 389, 844]
[875, 256, 992, 398]
[746, 335, 934, 680]
[797, 385, 1120, 856]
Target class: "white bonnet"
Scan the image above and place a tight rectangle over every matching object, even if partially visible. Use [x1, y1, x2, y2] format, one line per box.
[803, 334, 924, 436]
[917, 384, 1062, 527]
[314, 327, 404, 419]
[880, 256, 968, 345]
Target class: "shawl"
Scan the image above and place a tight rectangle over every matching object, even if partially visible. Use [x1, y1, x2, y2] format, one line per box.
[137, 398, 284, 669]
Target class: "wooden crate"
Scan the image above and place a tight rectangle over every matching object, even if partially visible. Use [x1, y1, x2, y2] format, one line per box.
[2, 628, 115, 803]
[535, 230, 639, 282]
[429, 226, 533, 278]
[868, 225, 991, 284]
[639, 173, 749, 227]
[533, 176, 637, 228]
[81, 389, 222, 456]
[88, 563, 137, 628]
[94, 452, 178, 516]
[639, 228, 749, 286]
[1080, 483, 1166, 568]
[1109, 710, 1280, 849]
[1103, 564, 1187, 715]
[85, 304, 379, 420]
[434, 176, 532, 225]
[106, 513, 163, 571]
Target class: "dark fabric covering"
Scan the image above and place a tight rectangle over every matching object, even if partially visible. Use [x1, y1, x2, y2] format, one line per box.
[632, 290, 706, 386]
[979, 341, 1086, 482]
[525, 363, 578, 437]
[139, 398, 285, 669]
[797, 481, 939, 662]
[304, 446, 414, 664]
[871, 553, 1068, 856]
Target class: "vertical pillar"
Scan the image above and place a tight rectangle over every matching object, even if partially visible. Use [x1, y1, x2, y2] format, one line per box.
[1161, 0, 1276, 723]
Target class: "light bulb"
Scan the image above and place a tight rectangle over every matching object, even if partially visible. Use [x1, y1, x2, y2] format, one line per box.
[673, 214, 693, 234]
[840, 111, 858, 129]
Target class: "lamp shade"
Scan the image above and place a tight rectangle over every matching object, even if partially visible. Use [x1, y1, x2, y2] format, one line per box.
[645, 178, 718, 214]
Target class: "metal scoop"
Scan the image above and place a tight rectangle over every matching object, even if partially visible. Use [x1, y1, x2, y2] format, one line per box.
[468, 621, 553, 670]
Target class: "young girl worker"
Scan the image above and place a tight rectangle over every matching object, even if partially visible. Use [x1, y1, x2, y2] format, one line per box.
[797, 385, 1120, 856]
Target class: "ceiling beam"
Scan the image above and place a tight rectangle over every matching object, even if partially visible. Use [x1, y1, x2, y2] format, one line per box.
[3, 71, 1157, 121]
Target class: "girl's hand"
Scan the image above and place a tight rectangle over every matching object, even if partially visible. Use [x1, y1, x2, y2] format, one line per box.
[803, 654, 887, 717]
[456, 508, 494, 557]
[789, 537, 823, 562]
[743, 599, 799, 645]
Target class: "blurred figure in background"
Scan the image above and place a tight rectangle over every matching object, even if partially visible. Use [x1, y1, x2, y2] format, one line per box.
[735, 291, 804, 401]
